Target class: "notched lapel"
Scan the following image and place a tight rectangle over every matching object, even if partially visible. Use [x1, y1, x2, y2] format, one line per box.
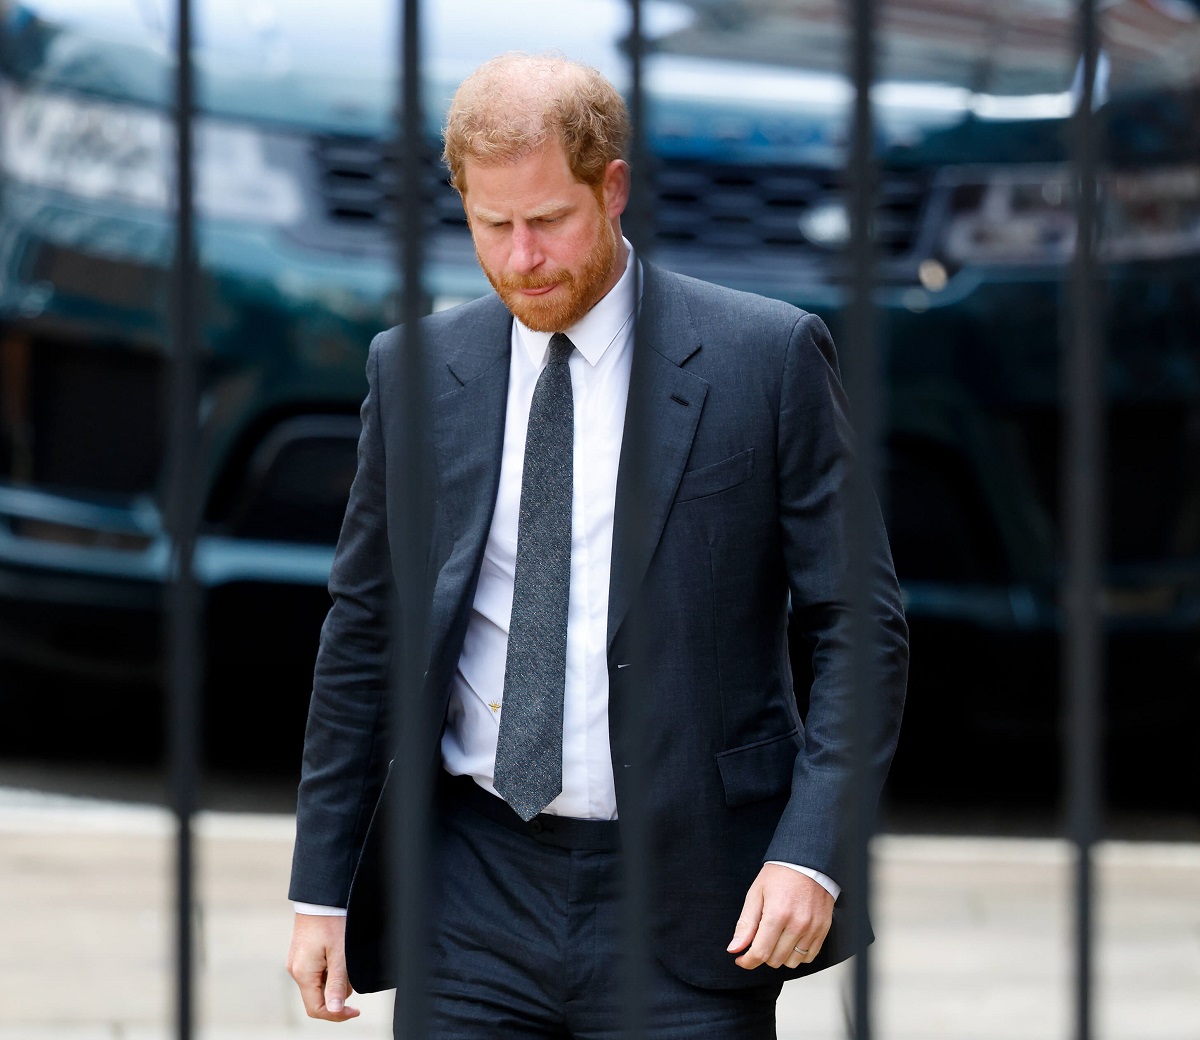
[427, 306, 511, 674]
[608, 268, 708, 647]
[432, 361, 507, 551]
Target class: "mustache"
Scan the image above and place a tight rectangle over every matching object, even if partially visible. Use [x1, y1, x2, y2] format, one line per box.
[496, 270, 575, 293]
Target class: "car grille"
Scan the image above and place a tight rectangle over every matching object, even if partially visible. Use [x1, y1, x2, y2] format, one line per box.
[310, 135, 928, 259]
[312, 135, 466, 232]
[652, 160, 926, 257]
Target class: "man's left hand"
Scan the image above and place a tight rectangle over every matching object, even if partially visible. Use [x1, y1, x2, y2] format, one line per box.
[726, 863, 834, 970]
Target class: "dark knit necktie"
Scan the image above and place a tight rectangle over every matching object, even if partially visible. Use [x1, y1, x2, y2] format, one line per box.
[493, 332, 575, 821]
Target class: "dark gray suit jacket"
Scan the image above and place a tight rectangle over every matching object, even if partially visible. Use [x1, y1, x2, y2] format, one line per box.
[288, 262, 909, 992]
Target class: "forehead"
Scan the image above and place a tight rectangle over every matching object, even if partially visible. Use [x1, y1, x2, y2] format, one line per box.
[463, 142, 590, 216]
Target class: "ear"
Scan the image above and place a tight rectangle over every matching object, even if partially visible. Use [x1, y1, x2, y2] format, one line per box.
[602, 159, 631, 219]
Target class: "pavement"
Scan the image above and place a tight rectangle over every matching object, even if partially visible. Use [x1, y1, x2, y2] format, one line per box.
[1, 785, 1198, 1040]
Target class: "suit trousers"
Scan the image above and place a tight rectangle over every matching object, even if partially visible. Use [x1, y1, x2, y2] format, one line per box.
[414, 775, 783, 1039]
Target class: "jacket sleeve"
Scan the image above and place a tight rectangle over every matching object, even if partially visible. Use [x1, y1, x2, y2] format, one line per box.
[764, 311, 909, 886]
[289, 332, 395, 907]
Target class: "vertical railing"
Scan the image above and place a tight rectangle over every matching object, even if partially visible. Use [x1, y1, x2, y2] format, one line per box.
[390, 0, 435, 1036]
[618, 3, 652, 1038]
[1064, 1, 1103, 1038]
[166, 0, 200, 1038]
[844, 1, 881, 1038]
[626, 0, 652, 261]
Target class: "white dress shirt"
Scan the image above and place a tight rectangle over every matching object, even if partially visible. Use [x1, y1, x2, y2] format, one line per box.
[439, 244, 637, 820]
[294, 243, 839, 915]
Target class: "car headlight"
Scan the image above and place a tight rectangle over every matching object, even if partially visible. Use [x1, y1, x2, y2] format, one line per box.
[936, 163, 1200, 267]
[0, 82, 304, 226]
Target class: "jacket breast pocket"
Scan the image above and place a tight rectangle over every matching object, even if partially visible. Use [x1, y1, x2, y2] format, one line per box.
[675, 448, 754, 504]
[715, 728, 800, 808]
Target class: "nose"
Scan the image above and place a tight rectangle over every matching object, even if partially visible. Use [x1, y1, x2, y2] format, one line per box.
[509, 224, 543, 275]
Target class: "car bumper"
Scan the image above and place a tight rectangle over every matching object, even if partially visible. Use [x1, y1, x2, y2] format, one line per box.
[0, 485, 334, 675]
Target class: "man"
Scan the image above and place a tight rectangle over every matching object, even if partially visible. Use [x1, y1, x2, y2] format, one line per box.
[287, 52, 908, 1038]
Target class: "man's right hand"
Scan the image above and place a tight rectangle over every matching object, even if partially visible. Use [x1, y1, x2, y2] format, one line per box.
[287, 913, 361, 1022]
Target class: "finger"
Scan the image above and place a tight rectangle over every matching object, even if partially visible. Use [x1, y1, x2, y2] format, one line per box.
[784, 929, 828, 968]
[800, 910, 833, 963]
[766, 929, 805, 969]
[293, 967, 334, 1020]
[323, 959, 360, 1019]
[308, 980, 360, 1022]
[784, 943, 807, 969]
[735, 906, 785, 970]
[727, 883, 764, 955]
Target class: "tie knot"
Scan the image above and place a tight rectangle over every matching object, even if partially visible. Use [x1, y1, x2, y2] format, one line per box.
[548, 333, 574, 365]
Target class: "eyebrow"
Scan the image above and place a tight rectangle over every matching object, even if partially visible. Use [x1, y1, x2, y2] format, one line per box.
[471, 201, 572, 224]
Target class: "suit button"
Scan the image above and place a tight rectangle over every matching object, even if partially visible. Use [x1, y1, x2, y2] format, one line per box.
[529, 820, 543, 834]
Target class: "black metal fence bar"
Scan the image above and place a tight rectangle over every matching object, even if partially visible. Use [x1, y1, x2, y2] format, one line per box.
[1065, 1, 1103, 1038]
[626, 0, 652, 262]
[845, 1, 880, 1037]
[166, 0, 200, 1038]
[390, 0, 434, 1035]
[619, 3, 652, 1038]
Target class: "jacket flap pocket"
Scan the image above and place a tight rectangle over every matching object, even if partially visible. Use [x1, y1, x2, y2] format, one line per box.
[716, 728, 799, 808]
[675, 448, 754, 503]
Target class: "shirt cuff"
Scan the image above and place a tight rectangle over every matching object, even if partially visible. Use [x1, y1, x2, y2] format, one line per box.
[293, 902, 348, 916]
[766, 861, 841, 901]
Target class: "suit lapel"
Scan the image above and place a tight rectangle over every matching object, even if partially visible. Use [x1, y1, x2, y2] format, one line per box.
[608, 265, 709, 648]
[426, 297, 512, 678]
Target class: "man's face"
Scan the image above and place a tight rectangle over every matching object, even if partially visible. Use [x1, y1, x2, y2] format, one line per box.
[462, 142, 629, 332]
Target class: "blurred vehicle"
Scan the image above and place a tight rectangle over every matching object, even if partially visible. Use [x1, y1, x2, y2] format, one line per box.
[1, 0, 1198, 800]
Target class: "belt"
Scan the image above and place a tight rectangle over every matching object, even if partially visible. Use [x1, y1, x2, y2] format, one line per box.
[441, 773, 621, 851]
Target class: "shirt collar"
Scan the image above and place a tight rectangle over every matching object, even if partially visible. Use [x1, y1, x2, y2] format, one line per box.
[514, 240, 638, 368]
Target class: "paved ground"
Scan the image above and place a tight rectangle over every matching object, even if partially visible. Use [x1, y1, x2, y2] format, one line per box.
[1, 785, 1197, 1040]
